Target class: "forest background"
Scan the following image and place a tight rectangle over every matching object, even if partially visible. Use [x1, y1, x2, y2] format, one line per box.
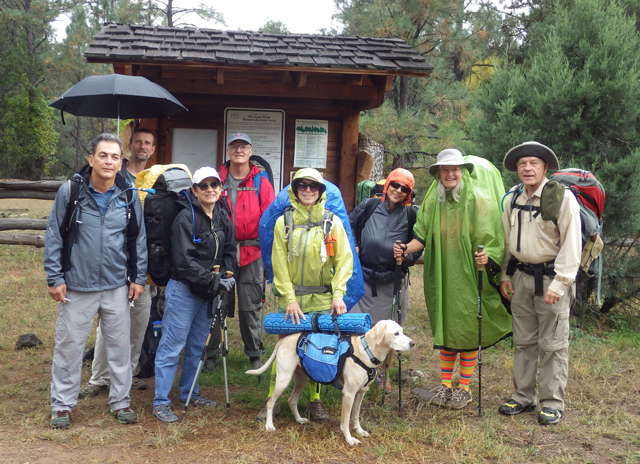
[2, 0, 640, 326]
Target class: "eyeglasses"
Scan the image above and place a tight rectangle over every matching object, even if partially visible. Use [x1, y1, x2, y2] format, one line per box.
[295, 181, 322, 192]
[195, 180, 221, 190]
[389, 181, 411, 194]
[227, 144, 252, 152]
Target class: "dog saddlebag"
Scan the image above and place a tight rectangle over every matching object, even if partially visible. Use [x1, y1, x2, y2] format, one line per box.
[297, 333, 352, 386]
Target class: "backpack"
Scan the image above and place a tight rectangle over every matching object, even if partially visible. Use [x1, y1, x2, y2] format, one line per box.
[60, 168, 136, 276]
[352, 198, 417, 249]
[356, 178, 416, 207]
[136, 288, 165, 378]
[135, 164, 193, 287]
[552, 169, 605, 282]
[259, 180, 365, 310]
[506, 169, 605, 282]
[356, 180, 376, 205]
[297, 332, 352, 387]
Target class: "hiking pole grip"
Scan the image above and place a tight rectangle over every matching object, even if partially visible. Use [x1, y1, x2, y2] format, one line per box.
[477, 245, 485, 272]
[395, 240, 404, 266]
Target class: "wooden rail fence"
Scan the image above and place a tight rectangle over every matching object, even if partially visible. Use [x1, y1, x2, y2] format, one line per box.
[0, 180, 62, 248]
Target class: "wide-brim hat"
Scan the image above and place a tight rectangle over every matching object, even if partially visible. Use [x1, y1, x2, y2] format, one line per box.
[428, 149, 474, 176]
[503, 141, 560, 172]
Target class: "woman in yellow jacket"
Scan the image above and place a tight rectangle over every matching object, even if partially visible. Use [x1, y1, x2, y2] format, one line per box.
[259, 168, 353, 422]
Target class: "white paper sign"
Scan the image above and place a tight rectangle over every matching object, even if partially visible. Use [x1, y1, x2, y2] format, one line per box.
[294, 119, 328, 169]
[225, 108, 285, 192]
[171, 128, 218, 175]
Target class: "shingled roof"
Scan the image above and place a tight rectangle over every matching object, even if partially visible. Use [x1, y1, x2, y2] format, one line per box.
[85, 23, 432, 76]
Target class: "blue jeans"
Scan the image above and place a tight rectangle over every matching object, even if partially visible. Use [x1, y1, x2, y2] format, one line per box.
[153, 279, 210, 406]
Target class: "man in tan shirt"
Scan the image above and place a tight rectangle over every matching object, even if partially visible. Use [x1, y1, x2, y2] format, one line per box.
[498, 141, 581, 425]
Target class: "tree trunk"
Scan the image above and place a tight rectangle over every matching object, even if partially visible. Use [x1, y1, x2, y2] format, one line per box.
[167, 0, 174, 27]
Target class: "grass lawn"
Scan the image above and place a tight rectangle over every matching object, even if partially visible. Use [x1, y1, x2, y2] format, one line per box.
[0, 198, 639, 463]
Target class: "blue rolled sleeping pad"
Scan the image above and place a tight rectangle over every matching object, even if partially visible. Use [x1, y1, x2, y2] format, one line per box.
[259, 179, 365, 311]
[264, 312, 372, 335]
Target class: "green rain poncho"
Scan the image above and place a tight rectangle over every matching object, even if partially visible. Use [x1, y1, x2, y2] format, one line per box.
[414, 156, 512, 352]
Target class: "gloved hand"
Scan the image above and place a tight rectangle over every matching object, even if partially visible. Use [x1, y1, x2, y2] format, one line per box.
[219, 276, 236, 292]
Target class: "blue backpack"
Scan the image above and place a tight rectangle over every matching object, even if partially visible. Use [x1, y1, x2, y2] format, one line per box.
[258, 179, 365, 310]
[297, 333, 352, 387]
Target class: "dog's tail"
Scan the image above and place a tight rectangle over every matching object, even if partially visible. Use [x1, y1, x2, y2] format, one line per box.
[245, 339, 281, 376]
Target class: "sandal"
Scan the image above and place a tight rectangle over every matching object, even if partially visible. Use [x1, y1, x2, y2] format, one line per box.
[179, 395, 216, 407]
[153, 403, 178, 423]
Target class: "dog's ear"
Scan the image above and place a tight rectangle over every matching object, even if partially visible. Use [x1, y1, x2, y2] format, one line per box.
[374, 322, 387, 345]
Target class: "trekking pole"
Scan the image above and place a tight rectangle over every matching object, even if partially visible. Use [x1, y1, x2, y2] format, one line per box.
[257, 270, 268, 383]
[180, 267, 224, 423]
[221, 270, 234, 417]
[395, 240, 404, 413]
[476, 245, 485, 417]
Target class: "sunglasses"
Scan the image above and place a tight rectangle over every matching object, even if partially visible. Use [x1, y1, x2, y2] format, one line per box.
[389, 181, 411, 194]
[295, 181, 322, 192]
[195, 180, 221, 190]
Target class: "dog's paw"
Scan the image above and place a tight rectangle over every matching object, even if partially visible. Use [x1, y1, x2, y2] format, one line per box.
[355, 428, 369, 438]
[265, 424, 276, 432]
[296, 418, 310, 425]
[345, 436, 361, 446]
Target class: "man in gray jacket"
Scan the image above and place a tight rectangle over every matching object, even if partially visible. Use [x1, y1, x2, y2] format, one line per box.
[44, 133, 148, 429]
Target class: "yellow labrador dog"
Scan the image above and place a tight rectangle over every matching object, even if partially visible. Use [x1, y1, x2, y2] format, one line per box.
[246, 320, 415, 445]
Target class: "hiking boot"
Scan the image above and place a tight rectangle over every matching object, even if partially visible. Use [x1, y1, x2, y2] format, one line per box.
[153, 404, 178, 423]
[131, 377, 147, 390]
[111, 407, 138, 424]
[202, 355, 218, 372]
[179, 395, 216, 407]
[250, 357, 264, 369]
[537, 407, 563, 425]
[50, 410, 71, 429]
[257, 397, 282, 422]
[429, 385, 453, 407]
[498, 399, 536, 416]
[446, 388, 472, 409]
[308, 399, 330, 422]
[78, 383, 108, 399]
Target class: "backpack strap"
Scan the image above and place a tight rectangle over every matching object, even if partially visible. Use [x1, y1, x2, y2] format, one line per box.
[254, 171, 262, 202]
[284, 206, 330, 262]
[355, 198, 381, 246]
[60, 178, 81, 273]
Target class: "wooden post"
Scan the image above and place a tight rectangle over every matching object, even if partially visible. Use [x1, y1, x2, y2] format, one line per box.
[340, 105, 360, 211]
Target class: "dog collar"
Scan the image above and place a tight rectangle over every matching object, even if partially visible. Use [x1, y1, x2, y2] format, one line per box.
[359, 335, 382, 366]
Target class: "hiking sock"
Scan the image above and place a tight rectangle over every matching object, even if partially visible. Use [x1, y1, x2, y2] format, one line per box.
[309, 381, 321, 402]
[459, 351, 478, 390]
[267, 360, 277, 397]
[440, 350, 457, 388]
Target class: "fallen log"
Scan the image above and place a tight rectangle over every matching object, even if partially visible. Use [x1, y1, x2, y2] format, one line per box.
[0, 233, 45, 248]
[0, 190, 57, 200]
[0, 180, 64, 191]
[0, 218, 48, 231]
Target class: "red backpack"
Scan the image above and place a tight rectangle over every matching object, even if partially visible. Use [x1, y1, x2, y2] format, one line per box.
[551, 169, 605, 221]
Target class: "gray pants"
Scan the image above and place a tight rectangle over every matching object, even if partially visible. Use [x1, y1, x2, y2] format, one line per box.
[350, 277, 409, 325]
[510, 270, 571, 411]
[207, 258, 264, 359]
[51, 286, 132, 412]
[89, 285, 152, 386]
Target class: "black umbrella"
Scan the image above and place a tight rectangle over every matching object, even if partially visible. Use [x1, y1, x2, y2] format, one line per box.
[49, 74, 187, 125]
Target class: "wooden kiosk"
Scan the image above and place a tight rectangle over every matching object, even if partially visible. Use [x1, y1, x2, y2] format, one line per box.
[86, 23, 432, 208]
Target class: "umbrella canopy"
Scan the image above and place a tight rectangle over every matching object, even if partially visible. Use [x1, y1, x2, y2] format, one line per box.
[49, 74, 187, 121]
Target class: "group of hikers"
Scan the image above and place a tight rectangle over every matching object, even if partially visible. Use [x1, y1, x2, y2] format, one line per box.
[44, 129, 581, 430]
